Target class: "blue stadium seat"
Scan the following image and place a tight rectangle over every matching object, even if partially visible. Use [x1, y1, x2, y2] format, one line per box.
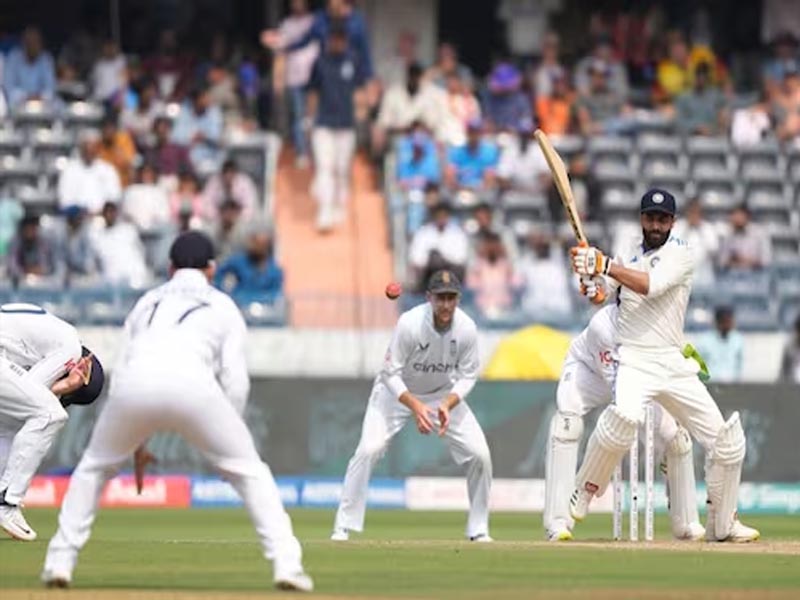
[587, 136, 633, 165]
[11, 100, 57, 132]
[0, 156, 41, 188]
[63, 101, 104, 129]
[686, 136, 731, 169]
[637, 133, 684, 170]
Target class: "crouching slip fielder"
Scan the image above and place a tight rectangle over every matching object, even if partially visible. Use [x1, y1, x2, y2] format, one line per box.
[0, 304, 102, 541]
[332, 270, 492, 542]
[43, 232, 313, 592]
[544, 303, 704, 542]
[568, 189, 759, 542]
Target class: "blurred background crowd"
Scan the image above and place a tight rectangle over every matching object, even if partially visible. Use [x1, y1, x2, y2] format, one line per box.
[0, 0, 798, 383]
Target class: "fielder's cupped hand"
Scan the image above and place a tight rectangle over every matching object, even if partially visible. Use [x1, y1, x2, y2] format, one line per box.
[413, 403, 437, 435]
[437, 404, 450, 436]
[570, 246, 611, 276]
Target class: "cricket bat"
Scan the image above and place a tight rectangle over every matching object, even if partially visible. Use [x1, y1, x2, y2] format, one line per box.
[534, 129, 605, 302]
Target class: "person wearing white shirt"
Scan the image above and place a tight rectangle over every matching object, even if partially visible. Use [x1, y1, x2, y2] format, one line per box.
[672, 198, 719, 287]
[0, 305, 100, 541]
[497, 124, 552, 196]
[42, 232, 312, 592]
[516, 230, 572, 320]
[331, 270, 492, 542]
[121, 164, 171, 232]
[408, 202, 468, 289]
[91, 39, 127, 103]
[58, 131, 122, 214]
[90, 202, 149, 287]
[543, 304, 704, 542]
[568, 188, 759, 543]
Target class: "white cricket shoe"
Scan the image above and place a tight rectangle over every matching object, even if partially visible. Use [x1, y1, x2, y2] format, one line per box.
[546, 526, 574, 542]
[721, 520, 760, 543]
[0, 504, 37, 541]
[274, 570, 314, 592]
[569, 488, 592, 522]
[468, 533, 493, 543]
[674, 521, 706, 541]
[41, 569, 72, 589]
[330, 527, 350, 541]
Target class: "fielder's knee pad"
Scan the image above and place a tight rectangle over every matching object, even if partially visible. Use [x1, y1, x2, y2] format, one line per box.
[665, 426, 693, 459]
[706, 412, 746, 539]
[550, 411, 583, 443]
[665, 426, 700, 538]
[575, 405, 637, 496]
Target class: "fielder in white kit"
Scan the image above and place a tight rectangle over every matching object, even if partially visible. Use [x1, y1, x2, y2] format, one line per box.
[568, 189, 759, 542]
[332, 270, 493, 542]
[544, 302, 704, 542]
[42, 232, 313, 592]
[0, 304, 101, 541]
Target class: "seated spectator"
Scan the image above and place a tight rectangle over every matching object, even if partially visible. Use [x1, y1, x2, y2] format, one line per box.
[672, 198, 719, 287]
[3, 26, 56, 108]
[780, 315, 800, 383]
[169, 171, 207, 229]
[695, 306, 743, 383]
[773, 64, 800, 141]
[718, 205, 771, 271]
[517, 230, 572, 320]
[468, 202, 518, 265]
[497, 120, 552, 197]
[120, 77, 165, 150]
[575, 60, 632, 136]
[408, 201, 468, 291]
[441, 73, 481, 146]
[171, 84, 224, 171]
[143, 29, 193, 100]
[405, 182, 444, 237]
[202, 159, 259, 220]
[122, 164, 171, 233]
[90, 201, 148, 286]
[534, 32, 565, 98]
[656, 31, 729, 101]
[198, 33, 240, 119]
[731, 91, 773, 147]
[98, 115, 137, 187]
[91, 39, 127, 104]
[59, 205, 97, 282]
[675, 62, 729, 136]
[762, 32, 800, 99]
[144, 116, 193, 180]
[535, 67, 573, 136]
[426, 42, 473, 91]
[396, 127, 441, 192]
[466, 231, 518, 319]
[375, 62, 447, 149]
[210, 198, 247, 263]
[483, 62, 532, 132]
[58, 130, 122, 214]
[575, 34, 629, 101]
[6, 214, 61, 283]
[215, 224, 283, 302]
[444, 120, 499, 191]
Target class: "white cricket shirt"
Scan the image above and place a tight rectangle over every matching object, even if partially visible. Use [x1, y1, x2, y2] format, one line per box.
[611, 234, 695, 351]
[566, 304, 618, 387]
[0, 303, 82, 386]
[117, 269, 250, 413]
[380, 303, 480, 401]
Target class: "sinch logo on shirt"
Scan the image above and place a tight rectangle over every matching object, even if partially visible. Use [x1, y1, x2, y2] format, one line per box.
[412, 362, 457, 373]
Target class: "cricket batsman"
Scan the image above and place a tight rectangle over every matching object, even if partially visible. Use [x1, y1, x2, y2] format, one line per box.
[544, 303, 704, 542]
[331, 270, 493, 542]
[568, 189, 759, 542]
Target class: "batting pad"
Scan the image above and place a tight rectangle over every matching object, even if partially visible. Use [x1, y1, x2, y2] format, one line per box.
[665, 426, 700, 537]
[575, 405, 637, 497]
[705, 412, 746, 540]
[544, 412, 584, 531]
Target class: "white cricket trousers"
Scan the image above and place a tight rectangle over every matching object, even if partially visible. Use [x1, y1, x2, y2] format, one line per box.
[0, 356, 68, 505]
[311, 126, 356, 226]
[334, 383, 492, 538]
[44, 367, 304, 578]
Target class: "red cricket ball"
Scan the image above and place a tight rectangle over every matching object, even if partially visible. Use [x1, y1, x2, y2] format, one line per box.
[385, 282, 402, 300]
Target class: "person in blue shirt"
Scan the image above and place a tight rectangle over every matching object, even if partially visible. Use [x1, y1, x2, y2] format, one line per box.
[3, 27, 56, 108]
[262, 0, 374, 80]
[215, 225, 284, 303]
[396, 127, 441, 191]
[445, 120, 499, 191]
[695, 306, 744, 383]
[171, 84, 224, 172]
[307, 25, 368, 231]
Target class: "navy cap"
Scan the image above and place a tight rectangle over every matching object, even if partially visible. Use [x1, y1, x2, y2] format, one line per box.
[61, 347, 105, 407]
[427, 270, 461, 295]
[169, 231, 215, 269]
[640, 188, 676, 216]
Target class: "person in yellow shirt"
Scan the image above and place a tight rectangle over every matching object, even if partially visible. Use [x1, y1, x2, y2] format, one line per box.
[97, 115, 137, 187]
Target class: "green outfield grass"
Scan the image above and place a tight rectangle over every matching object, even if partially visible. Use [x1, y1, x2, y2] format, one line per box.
[2, 509, 800, 599]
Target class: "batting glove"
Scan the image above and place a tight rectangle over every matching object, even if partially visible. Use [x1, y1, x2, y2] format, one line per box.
[570, 246, 611, 276]
[580, 275, 607, 304]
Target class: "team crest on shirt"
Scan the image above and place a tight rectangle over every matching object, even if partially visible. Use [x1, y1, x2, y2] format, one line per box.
[450, 339, 457, 357]
[650, 256, 660, 268]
